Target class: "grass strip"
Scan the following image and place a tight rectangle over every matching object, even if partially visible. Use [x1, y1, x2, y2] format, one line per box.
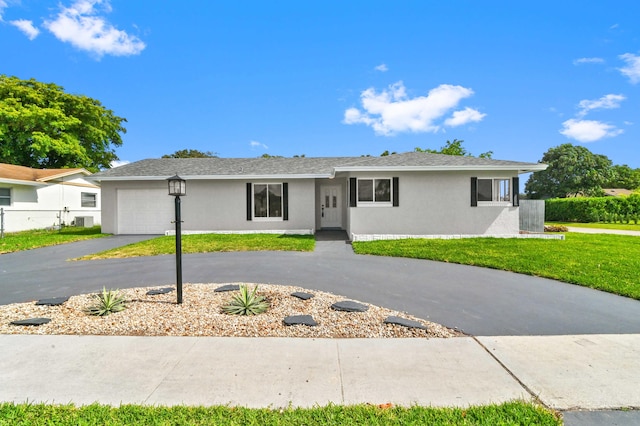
[0, 226, 107, 254]
[0, 401, 561, 425]
[547, 222, 640, 231]
[353, 233, 640, 300]
[80, 233, 315, 259]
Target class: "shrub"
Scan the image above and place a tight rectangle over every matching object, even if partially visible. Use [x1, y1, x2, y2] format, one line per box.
[86, 287, 127, 316]
[544, 225, 568, 232]
[222, 284, 269, 316]
[545, 195, 640, 222]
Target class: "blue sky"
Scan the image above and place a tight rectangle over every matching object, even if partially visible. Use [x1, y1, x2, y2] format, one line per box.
[2, 1, 640, 167]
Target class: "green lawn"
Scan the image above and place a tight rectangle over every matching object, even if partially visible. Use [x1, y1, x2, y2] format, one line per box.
[0, 401, 561, 425]
[0, 226, 107, 255]
[547, 222, 640, 231]
[353, 233, 640, 300]
[80, 233, 315, 259]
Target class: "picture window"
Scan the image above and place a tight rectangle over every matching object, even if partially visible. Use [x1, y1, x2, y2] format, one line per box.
[253, 183, 282, 219]
[357, 178, 391, 204]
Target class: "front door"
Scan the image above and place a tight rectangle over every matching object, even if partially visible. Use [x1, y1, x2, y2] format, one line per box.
[320, 185, 342, 229]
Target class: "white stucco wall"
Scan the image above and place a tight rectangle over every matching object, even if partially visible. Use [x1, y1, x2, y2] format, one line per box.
[0, 178, 101, 232]
[185, 179, 316, 232]
[101, 179, 316, 235]
[345, 171, 520, 237]
[99, 170, 521, 237]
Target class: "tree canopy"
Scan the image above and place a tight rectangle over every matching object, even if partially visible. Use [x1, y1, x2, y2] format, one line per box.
[605, 164, 640, 190]
[414, 139, 493, 158]
[162, 149, 218, 158]
[0, 75, 127, 172]
[525, 143, 614, 199]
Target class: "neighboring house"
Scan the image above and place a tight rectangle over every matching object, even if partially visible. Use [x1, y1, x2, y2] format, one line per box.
[0, 163, 101, 233]
[602, 188, 634, 197]
[91, 152, 546, 240]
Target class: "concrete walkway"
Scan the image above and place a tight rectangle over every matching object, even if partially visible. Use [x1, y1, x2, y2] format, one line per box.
[1, 334, 639, 414]
[566, 226, 640, 236]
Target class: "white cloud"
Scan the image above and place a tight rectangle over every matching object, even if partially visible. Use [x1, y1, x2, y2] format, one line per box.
[10, 19, 40, 40]
[560, 119, 623, 142]
[250, 140, 268, 150]
[573, 57, 604, 65]
[0, 1, 7, 21]
[43, 0, 145, 58]
[577, 94, 625, 117]
[444, 107, 486, 127]
[374, 63, 388, 72]
[343, 81, 483, 136]
[619, 53, 640, 84]
[110, 160, 130, 168]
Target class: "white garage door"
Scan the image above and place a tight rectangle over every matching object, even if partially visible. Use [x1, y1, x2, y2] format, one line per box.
[117, 189, 173, 234]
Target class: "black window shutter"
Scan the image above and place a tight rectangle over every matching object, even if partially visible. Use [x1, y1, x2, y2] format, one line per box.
[392, 177, 399, 207]
[246, 183, 252, 221]
[512, 177, 520, 207]
[471, 177, 478, 207]
[349, 178, 357, 207]
[283, 182, 289, 220]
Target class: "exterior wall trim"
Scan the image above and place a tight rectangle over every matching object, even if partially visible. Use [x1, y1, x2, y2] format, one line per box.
[165, 229, 314, 236]
[351, 233, 564, 241]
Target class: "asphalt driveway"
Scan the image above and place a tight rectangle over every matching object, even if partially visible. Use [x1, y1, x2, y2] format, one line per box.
[2, 235, 640, 336]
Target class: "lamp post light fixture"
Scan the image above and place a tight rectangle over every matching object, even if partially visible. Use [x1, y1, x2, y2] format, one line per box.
[167, 174, 186, 304]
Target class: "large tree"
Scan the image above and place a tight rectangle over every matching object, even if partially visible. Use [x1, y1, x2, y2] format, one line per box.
[414, 139, 493, 158]
[525, 143, 613, 198]
[0, 75, 126, 172]
[162, 149, 218, 158]
[605, 164, 640, 190]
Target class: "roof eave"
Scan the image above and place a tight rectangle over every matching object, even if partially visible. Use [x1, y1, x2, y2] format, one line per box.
[333, 164, 548, 173]
[92, 173, 333, 182]
[0, 178, 47, 187]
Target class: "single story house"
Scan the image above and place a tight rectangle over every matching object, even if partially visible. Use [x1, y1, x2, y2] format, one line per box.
[602, 188, 634, 197]
[0, 163, 101, 232]
[91, 152, 546, 240]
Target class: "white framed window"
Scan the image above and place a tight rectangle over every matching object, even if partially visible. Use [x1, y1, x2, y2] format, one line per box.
[253, 183, 283, 220]
[477, 178, 510, 203]
[0, 188, 10, 206]
[357, 178, 391, 205]
[81, 192, 97, 208]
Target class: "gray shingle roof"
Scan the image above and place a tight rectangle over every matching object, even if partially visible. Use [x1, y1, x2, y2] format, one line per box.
[92, 152, 545, 180]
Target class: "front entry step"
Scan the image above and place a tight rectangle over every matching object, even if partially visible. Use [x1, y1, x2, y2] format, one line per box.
[315, 229, 349, 242]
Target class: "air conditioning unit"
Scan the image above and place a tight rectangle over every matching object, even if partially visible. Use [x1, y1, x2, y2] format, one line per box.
[74, 216, 94, 227]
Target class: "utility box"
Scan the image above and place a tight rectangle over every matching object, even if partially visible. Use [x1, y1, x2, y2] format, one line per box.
[74, 216, 94, 227]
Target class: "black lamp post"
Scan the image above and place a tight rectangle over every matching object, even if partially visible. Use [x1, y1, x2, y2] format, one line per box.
[167, 175, 186, 304]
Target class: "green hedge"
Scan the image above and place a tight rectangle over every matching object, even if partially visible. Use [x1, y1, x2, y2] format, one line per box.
[545, 195, 640, 223]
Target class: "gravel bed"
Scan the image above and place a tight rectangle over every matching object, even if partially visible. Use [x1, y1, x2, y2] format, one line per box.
[0, 283, 462, 338]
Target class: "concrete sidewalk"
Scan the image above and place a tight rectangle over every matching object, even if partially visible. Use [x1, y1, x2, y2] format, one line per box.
[566, 226, 640, 236]
[1, 334, 639, 412]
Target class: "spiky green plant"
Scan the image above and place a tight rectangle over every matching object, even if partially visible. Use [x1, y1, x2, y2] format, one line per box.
[85, 287, 128, 316]
[222, 285, 269, 316]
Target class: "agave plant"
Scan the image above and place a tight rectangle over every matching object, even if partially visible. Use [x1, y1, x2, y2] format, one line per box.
[222, 284, 269, 316]
[85, 287, 128, 316]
